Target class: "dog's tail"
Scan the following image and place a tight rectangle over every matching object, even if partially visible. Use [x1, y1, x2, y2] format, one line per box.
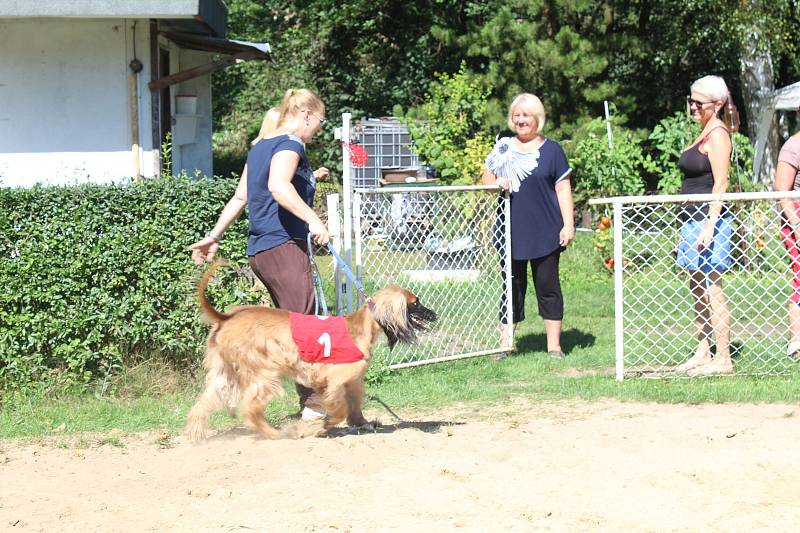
[198, 260, 229, 324]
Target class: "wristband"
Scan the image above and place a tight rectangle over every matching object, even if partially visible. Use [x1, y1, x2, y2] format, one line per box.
[206, 232, 222, 243]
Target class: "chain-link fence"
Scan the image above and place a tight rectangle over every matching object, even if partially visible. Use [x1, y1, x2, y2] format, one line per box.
[350, 185, 512, 368]
[590, 191, 800, 379]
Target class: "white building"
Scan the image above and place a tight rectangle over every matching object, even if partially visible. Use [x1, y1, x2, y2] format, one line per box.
[753, 80, 800, 182]
[0, 0, 270, 187]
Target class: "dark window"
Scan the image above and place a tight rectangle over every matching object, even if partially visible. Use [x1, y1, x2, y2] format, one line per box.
[159, 48, 171, 146]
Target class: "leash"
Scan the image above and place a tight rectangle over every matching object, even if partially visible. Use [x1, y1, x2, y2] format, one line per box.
[306, 234, 373, 314]
[306, 234, 329, 316]
[325, 242, 372, 304]
[367, 394, 404, 422]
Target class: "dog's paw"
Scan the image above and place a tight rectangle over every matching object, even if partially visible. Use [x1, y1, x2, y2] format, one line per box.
[351, 420, 381, 432]
[186, 429, 210, 443]
[281, 420, 326, 439]
[186, 421, 211, 442]
[364, 419, 382, 431]
[281, 424, 301, 440]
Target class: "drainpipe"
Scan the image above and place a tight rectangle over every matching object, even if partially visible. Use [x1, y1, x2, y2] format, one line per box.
[129, 22, 143, 180]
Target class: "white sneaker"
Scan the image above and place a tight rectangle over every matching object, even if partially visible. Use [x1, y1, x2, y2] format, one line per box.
[301, 406, 325, 420]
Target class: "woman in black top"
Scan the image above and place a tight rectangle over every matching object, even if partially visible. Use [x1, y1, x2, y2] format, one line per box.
[673, 75, 734, 376]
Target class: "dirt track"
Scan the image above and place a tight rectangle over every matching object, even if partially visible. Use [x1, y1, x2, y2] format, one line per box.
[1, 400, 799, 532]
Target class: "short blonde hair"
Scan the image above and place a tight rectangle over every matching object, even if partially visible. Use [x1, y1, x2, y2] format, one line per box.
[507, 93, 546, 134]
[251, 107, 281, 145]
[690, 75, 729, 104]
[277, 88, 324, 128]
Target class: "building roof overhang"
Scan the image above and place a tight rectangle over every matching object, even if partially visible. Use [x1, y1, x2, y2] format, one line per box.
[0, 0, 228, 37]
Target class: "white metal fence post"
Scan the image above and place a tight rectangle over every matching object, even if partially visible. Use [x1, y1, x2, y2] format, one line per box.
[613, 200, 624, 380]
[354, 192, 363, 307]
[504, 190, 513, 344]
[326, 193, 342, 315]
[341, 112, 354, 312]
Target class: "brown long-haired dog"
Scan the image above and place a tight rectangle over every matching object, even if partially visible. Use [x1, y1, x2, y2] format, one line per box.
[186, 262, 437, 441]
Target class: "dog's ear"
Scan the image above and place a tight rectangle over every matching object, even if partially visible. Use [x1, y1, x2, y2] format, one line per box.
[384, 327, 400, 350]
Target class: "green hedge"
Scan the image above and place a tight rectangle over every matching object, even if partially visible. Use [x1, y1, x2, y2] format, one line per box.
[0, 177, 263, 393]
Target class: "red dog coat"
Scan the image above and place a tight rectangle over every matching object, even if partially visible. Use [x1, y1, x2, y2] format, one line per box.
[289, 313, 366, 364]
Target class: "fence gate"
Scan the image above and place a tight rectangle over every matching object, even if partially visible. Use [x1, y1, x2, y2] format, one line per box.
[591, 191, 800, 379]
[349, 185, 512, 368]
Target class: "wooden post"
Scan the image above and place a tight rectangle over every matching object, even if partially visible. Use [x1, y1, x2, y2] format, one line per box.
[147, 52, 257, 91]
[129, 73, 141, 180]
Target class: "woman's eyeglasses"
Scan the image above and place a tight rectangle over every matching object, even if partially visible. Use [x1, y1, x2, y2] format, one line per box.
[687, 96, 714, 109]
[311, 112, 327, 125]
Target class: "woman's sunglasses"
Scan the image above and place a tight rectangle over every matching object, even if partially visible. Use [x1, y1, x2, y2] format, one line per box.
[687, 96, 714, 109]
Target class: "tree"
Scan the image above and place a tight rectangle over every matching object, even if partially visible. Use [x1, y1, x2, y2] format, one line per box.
[432, 0, 626, 137]
[212, 0, 800, 178]
[401, 64, 494, 184]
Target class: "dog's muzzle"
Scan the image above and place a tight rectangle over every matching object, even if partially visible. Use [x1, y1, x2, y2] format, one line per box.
[409, 301, 437, 329]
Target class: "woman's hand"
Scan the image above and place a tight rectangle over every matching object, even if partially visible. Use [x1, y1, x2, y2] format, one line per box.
[313, 167, 330, 180]
[696, 222, 715, 250]
[188, 237, 220, 265]
[308, 219, 330, 245]
[482, 169, 509, 190]
[559, 225, 575, 247]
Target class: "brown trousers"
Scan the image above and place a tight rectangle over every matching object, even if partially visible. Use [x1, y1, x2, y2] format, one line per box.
[249, 239, 317, 409]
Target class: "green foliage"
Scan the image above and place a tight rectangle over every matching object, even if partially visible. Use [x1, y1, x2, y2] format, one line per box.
[571, 118, 653, 203]
[0, 178, 260, 394]
[213, 0, 466, 175]
[730, 132, 758, 192]
[649, 112, 699, 194]
[160, 132, 173, 178]
[402, 65, 492, 184]
[211, 130, 251, 179]
[461, 134, 496, 185]
[364, 359, 392, 386]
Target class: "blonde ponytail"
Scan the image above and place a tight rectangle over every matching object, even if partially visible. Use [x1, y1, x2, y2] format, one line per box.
[277, 88, 324, 128]
[251, 107, 281, 145]
[723, 92, 740, 132]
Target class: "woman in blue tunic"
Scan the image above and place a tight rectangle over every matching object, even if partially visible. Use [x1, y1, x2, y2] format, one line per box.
[482, 93, 574, 357]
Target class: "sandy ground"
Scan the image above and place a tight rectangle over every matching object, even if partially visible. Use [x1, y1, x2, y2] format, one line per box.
[1, 399, 799, 532]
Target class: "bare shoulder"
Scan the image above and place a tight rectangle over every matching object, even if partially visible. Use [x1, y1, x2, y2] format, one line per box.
[705, 127, 731, 158]
[707, 126, 731, 146]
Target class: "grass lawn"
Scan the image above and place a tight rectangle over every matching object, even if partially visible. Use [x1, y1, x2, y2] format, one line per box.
[2, 232, 799, 439]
